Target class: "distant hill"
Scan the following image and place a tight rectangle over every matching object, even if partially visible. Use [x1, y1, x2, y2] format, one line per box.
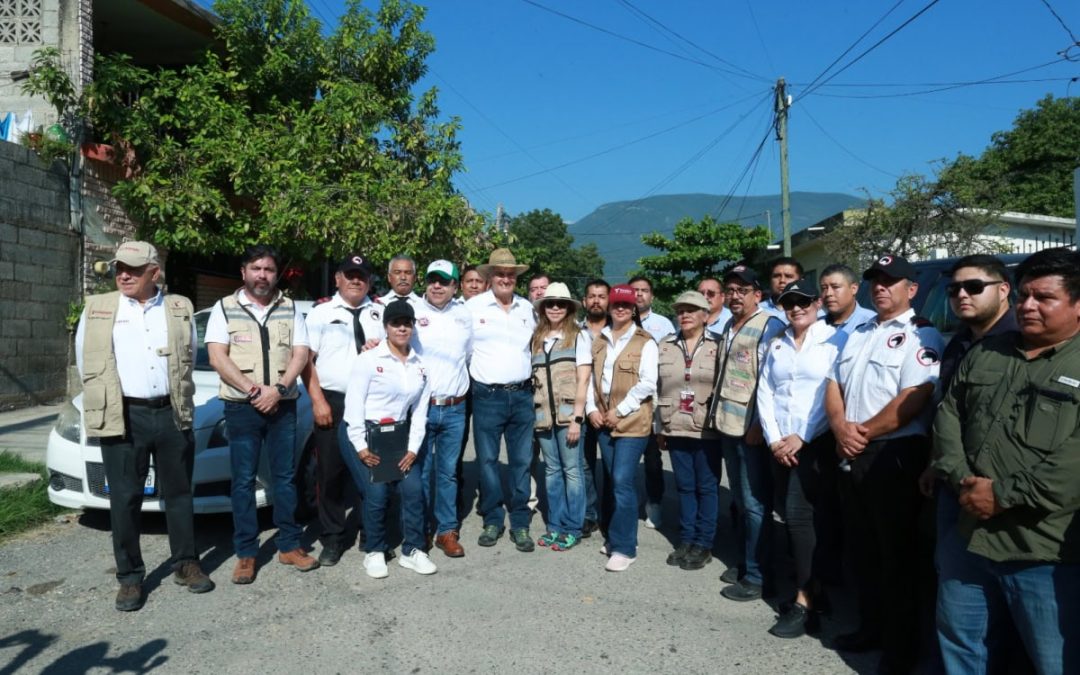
[569, 192, 865, 280]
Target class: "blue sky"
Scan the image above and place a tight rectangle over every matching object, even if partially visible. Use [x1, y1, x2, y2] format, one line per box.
[202, 1, 1080, 224]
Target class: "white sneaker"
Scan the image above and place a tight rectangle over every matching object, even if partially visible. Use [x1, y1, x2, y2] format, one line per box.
[644, 502, 662, 529]
[398, 549, 438, 575]
[605, 553, 637, 572]
[363, 551, 388, 579]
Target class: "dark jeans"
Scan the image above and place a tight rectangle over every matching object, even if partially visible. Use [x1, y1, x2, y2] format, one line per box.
[783, 431, 841, 591]
[582, 423, 601, 522]
[643, 434, 664, 505]
[841, 435, 929, 673]
[339, 434, 427, 555]
[471, 381, 534, 531]
[100, 402, 196, 584]
[311, 390, 354, 551]
[721, 434, 774, 586]
[224, 399, 301, 557]
[668, 437, 723, 549]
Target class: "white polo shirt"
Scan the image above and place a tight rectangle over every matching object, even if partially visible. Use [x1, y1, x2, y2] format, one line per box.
[344, 341, 430, 455]
[640, 310, 675, 342]
[305, 293, 386, 394]
[465, 289, 536, 385]
[204, 289, 309, 347]
[585, 325, 659, 417]
[412, 294, 472, 399]
[75, 289, 196, 399]
[829, 308, 944, 438]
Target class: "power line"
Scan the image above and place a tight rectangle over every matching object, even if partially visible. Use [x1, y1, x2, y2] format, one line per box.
[1037, 0, 1079, 44]
[799, 104, 901, 179]
[743, 0, 777, 76]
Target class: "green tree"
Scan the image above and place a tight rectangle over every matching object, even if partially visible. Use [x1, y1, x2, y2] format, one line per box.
[507, 208, 605, 297]
[821, 173, 1009, 271]
[633, 215, 771, 301]
[937, 95, 1080, 218]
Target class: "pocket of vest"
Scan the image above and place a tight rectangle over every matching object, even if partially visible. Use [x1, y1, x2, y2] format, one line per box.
[82, 382, 107, 430]
[656, 397, 675, 425]
[276, 322, 291, 346]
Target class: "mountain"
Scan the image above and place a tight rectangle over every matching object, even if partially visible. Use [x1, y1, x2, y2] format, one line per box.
[569, 192, 865, 280]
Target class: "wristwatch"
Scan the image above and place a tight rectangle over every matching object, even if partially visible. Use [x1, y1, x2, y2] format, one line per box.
[573, 415, 585, 424]
[274, 383, 288, 397]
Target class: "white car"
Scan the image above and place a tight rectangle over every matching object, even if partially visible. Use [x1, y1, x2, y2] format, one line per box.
[46, 301, 316, 514]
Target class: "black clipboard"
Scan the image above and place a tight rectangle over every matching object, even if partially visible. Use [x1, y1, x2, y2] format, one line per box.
[365, 419, 410, 484]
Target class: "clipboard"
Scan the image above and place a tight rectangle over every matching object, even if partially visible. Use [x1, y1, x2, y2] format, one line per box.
[365, 419, 410, 484]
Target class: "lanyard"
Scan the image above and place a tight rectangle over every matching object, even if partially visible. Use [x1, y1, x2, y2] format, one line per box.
[676, 335, 705, 382]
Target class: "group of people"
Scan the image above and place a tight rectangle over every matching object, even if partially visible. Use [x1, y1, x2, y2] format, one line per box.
[79, 238, 1079, 675]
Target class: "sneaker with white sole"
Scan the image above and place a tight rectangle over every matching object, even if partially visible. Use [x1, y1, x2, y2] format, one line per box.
[644, 502, 662, 529]
[605, 553, 637, 572]
[363, 551, 388, 579]
[398, 549, 438, 575]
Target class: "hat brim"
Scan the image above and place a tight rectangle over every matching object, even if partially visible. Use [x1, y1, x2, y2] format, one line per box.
[478, 263, 529, 276]
[672, 301, 709, 312]
[776, 289, 818, 303]
[109, 254, 158, 267]
[534, 296, 582, 313]
[426, 271, 457, 282]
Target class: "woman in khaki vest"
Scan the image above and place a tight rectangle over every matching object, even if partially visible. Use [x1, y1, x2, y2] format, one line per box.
[530, 283, 591, 551]
[585, 284, 658, 572]
[655, 291, 722, 572]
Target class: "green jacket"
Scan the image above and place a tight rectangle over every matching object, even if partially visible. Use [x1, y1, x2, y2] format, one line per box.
[932, 332, 1080, 563]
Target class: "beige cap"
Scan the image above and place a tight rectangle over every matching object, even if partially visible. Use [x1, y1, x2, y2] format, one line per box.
[671, 290, 710, 312]
[109, 241, 159, 267]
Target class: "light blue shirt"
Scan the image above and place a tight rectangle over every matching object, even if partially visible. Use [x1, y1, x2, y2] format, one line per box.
[827, 303, 877, 335]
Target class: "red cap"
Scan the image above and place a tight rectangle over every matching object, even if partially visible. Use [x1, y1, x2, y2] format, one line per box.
[609, 284, 636, 306]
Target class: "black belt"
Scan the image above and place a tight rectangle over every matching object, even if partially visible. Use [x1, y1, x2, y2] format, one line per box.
[123, 396, 171, 409]
[484, 380, 532, 391]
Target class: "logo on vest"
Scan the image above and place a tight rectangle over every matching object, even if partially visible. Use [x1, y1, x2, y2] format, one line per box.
[231, 333, 252, 344]
[733, 349, 752, 364]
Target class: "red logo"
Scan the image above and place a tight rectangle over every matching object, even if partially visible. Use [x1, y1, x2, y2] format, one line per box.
[375, 366, 383, 373]
[418, 318, 429, 327]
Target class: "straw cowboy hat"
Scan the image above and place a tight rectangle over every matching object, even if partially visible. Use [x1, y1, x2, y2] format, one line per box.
[533, 282, 582, 313]
[477, 248, 529, 276]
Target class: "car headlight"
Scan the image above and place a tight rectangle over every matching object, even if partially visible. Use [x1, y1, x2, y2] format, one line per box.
[54, 401, 82, 443]
[207, 418, 229, 448]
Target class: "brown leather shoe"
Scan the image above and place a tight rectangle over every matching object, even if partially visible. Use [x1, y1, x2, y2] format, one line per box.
[278, 548, 320, 572]
[115, 582, 143, 611]
[173, 561, 215, 593]
[435, 530, 465, 558]
[232, 557, 256, 585]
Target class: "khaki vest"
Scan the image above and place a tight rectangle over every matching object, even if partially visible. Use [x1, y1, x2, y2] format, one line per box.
[532, 335, 580, 431]
[218, 290, 299, 401]
[711, 311, 772, 437]
[81, 291, 196, 437]
[657, 332, 720, 439]
[591, 327, 654, 438]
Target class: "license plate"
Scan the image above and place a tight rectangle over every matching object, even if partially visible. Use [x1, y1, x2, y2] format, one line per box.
[104, 465, 156, 496]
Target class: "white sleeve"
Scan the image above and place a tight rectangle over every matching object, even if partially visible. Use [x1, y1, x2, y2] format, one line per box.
[756, 353, 781, 446]
[203, 301, 230, 344]
[291, 305, 309, 347]
[306, 308, 325, 356]
[407, 374, 431, 456]
[615, 339, 659, 417]
[585, 373, 598, 415]
[74, 307, 88, 378]
[344, 356, 373, 451]
[575, 330, 592, 366]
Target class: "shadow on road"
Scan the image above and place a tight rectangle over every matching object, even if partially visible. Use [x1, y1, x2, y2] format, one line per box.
[40, 638, 168, 674]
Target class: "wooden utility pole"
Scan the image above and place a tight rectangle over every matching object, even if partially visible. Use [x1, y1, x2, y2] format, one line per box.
[775, 78, 791, 256]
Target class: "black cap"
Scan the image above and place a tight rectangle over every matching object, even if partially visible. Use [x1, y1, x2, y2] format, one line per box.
[382, 299, 415, 325]
[722, 264, 760, 289]
[776, 279, 818, 302]
[862, 254, 916, 282]
[338, 253, 373, 275]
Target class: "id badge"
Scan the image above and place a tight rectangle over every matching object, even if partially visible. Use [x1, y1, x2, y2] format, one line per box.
[678, 389, 694, 414]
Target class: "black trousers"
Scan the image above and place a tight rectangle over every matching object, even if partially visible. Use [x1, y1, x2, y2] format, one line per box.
[312, 390, 351, 550]
[783, 431, 841, 591]
[643, 434, 664, 504]
[100, 402, 195, 584]
[840, 434, 929, 672]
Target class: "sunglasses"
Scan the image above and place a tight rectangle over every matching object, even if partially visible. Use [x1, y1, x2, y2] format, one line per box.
[780, 296, 816, 311]
[545, 301, 574, 310]
[946, 279, 1003, 297]
[699, 289, 720, 298]
[425, 275, 454, 286]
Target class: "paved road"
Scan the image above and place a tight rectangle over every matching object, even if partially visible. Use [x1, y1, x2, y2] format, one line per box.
[0, 403, 59, 463]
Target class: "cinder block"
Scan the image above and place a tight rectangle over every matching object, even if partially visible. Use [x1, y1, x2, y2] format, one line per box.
[13, 263, 43, 284]
[0, 223, 16, 243]
[18, 227, 47, 248]
[0, 261, 13, 280]
[3, 319, 32, 338]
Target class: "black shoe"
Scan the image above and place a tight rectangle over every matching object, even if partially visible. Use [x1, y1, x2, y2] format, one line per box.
[679, 544, 712, 571]
[318, 547, 343, 567]
[581, 519, 599, 539]
[115, 583, 144, 612]
[833, 628, 882, 653]
[720, 578, 763, 602]
[477, 524, 504, 547]
[509, 528, 535, 553]
[769, 602, 809, 639]
[666, 543, 691, 567]
[719, 566, 741, 584]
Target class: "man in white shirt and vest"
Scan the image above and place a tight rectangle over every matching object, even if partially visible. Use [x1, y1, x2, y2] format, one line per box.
[206, 244, 318, 584]
[380, 254, 422, 306]
[76, 240, 212, 611]
[413, 260, 473, 558]
[465, 248, 538, 552]
[301, 253, 385, 566]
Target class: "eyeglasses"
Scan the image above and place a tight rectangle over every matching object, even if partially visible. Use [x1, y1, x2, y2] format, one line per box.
[723, 286, 754, 297]
[699, 289, 719, 298]
[946, 279, 1003, 297]
[780, 296, 816, 311]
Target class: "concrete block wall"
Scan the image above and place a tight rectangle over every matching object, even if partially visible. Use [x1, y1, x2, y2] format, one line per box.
[0, 138, 78, 409]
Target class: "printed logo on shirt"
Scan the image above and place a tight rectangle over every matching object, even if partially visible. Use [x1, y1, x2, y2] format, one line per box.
[479, 318, 486, 324]
[418, 317, 430, 327]
[371, 310, 381, 321]
[886, 333, 906, 349]
[376, 366, 384, 373]
[916, 347, 939, 366]
[774, 343, 782, 350]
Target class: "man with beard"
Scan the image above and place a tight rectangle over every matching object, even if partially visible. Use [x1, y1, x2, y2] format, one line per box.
[381, 255, 421, 306]
[579, 279, 611, 535]
[206, 244, 318, 583]
[819, 263, 877, 334]
[302, 253, 385, 566]
[698, 277, 732, 338]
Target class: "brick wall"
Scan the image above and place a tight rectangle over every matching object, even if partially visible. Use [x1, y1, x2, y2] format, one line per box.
[0, 139, 78, 409]
[81, 156, 137, 292]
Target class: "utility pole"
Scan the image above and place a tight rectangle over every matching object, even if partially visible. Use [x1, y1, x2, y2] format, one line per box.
[775, 78, 791, 256]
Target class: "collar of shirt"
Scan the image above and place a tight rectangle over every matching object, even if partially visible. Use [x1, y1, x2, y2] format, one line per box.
[781, 318, 835, 347]
[873, 307, 915, 329]
[368, 340, 422, 366]
[236, 288, 283, 308]
[474, 289, 527, 311]
[122, 288, 164, 311]
[329, 292, 373, 311]
[421, 295, 457, 313]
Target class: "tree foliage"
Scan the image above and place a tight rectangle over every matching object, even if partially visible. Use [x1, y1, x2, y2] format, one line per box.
[937, 95, 1080, 218]
[634, 215, 771, 301]
[821, 173, 1010, 271]
[506, 209, 605, 297]
[23, 0, 494, 267]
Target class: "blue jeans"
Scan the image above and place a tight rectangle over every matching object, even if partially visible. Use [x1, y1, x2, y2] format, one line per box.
[419, 400, 467, 535]
[224, 400, 301, 557]
[598, 431, 647, 558]
[936, 489, 1080, 675]
[720, 434, 773, 585]
[339, 432, 427, 555]
[535, 425, 586, 537]
[582, 423, 600, 522]
[471, 382, 535, 531]
[668, 437, 722, 549]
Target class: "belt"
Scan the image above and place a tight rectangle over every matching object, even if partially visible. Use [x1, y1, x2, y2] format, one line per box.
[484, 380, 532, 391]
[430, 394, 467, 406]
[123, 396, 171, 409]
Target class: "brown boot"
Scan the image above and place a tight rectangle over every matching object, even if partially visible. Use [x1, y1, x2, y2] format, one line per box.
[435, 530, 465, 558]
[278, 548, 320, 572]
[173, 561, 215, 593]
[115, 582, 143, 611]
[232, 557, 256, 585]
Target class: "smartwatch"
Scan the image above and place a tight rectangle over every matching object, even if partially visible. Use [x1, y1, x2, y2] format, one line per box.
[274, 383, 288, 397]
[573, 415, 585, 424]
